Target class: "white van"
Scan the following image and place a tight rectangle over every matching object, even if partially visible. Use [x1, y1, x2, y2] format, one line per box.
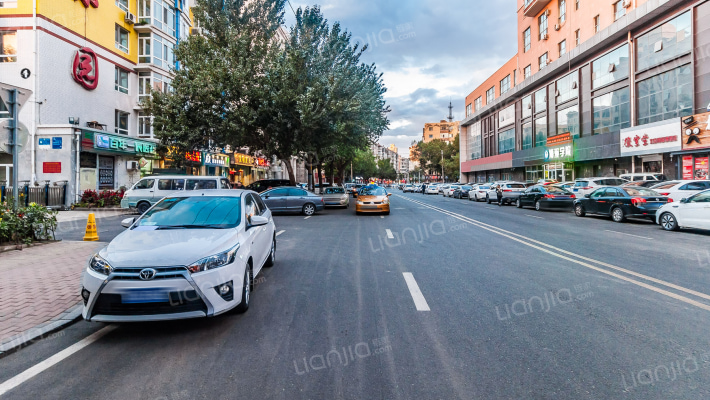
[619, 173, 667, 182]
[121, 175, 232, 214]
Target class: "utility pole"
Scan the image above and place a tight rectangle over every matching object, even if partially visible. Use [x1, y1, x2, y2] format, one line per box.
[350, 161, 353, 183]
[7, 89, 19, 208]
[441, 149, 444, 183]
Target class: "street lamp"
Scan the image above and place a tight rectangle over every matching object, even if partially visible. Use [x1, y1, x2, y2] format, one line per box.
[441, 149, 444, 183]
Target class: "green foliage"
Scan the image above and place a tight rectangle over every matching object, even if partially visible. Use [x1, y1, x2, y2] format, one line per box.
[351, 149, 377, 180]
[0, 202, 57, 245]
[415, 135, 460, 181]
[376, 159, 397, 180]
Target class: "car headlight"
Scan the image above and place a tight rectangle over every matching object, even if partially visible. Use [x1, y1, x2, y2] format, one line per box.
[382, 198, 389, 204]
[89, 254, 113, 275]
[187, 244, 240, 273]
[357, 201, 363, 205]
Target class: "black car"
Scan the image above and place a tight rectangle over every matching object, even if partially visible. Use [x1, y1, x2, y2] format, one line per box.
[516, 185, 576, 211]
[573, 186, 670, 222]
[452, 185, 473, 199]
[246, 179, 291, 193]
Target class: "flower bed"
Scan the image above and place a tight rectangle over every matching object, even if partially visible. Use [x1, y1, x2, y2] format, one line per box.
[0, 202, 58, 245]
[73, 189, 126, 208]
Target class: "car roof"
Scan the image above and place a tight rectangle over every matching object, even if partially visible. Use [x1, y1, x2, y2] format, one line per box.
[141, 175, 219, 179]
[164, 189, 246, 198]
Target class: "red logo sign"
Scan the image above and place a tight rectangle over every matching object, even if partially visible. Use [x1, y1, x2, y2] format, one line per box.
[546, 132, 572, 146]
[623, 134, 650, 148]
[78, 0, 99, 8]
[43, 162, 62, 173]
[72, 47, 99, 90]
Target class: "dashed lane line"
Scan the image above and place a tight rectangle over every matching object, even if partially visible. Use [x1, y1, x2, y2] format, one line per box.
[402, 273, 430, 311]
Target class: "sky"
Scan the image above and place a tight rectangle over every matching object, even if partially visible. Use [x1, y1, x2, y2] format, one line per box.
[284, 0, 518, 157]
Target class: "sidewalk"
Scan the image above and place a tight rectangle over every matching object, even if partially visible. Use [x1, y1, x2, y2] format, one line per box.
[0, 241, 106, 353]
[56, 209, 132, 224]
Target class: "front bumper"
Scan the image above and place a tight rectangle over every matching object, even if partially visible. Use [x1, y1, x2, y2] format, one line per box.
[82, 258, 248, 322]
[355, 203, 390, 213]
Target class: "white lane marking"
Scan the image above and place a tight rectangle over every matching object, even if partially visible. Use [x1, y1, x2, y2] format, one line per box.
[385, 229, 394, 239]
[402, 272, 430, 311]
[304, 216, 311, 220]
[276, 230, 285, 237]
[396, 195, 710, 311]
[0, 325, 117, 396]
[525, 214, 544, 219]
[604, 230, 653, 240]
[381, 216, 385, 219]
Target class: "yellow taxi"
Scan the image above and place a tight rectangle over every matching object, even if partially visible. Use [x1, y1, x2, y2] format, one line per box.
[355, 185, 391, 215]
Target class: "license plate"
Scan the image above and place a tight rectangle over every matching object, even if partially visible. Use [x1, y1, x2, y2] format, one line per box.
[121, 289, 169, 304]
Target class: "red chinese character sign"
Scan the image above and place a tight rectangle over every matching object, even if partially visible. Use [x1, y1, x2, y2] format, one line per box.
[78, 0, 99, 8]
[72, 47, 99, 90]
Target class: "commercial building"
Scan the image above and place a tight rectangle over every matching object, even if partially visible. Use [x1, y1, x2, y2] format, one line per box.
[0, 0, 194, 205]
[460, 0, 710, 184]
[423, 120, 460, 143]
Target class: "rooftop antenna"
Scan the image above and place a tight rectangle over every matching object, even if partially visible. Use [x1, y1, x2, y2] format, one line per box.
[447, 100, 454, 122]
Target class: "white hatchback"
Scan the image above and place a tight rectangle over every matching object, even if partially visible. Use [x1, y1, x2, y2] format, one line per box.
[81, 190, 276, 322]
[649, 180, 710, 202]
[657, 189, 710, 231]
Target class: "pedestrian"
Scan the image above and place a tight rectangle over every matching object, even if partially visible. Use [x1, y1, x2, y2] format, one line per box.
[496, 184, 503, 206]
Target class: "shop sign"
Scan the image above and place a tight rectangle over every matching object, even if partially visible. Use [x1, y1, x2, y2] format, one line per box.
[233, 153, 254, 166]
[256, 157, 270, 167]
[683, 156, 694, 180]
[620, 119, 681, 156]
[38, 138, 50, 149]
[83, 131, 157, 156]
[546, 132, 572, 146]
[72, 47, 99, 91]
[681, 112, 710, 151]
[544, 144, 573, 161]
[695, 157, 709, 180]
[52, 137, 62, 149]
[203, 153, 229, 167]
[185, 151, 202, 163]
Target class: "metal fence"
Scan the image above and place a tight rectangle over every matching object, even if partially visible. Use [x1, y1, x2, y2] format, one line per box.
[0, 181, 67, 209]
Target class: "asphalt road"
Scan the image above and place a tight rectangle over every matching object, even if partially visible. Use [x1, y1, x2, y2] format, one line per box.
[2, 191, 710, 399]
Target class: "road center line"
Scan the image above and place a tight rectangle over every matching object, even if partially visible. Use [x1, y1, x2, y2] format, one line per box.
[385, 229, 394, 239]
[0, 325, 117, 396]
[402, 272, 430, 311]
[276, 230, 285, 237]
[304, 216, 311, 220]
[396, 195, 710, 311]
[603, 230, 653, 240]
[525, 214, 544, 219]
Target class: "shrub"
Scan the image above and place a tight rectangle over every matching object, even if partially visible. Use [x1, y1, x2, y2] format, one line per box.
[0, 202, 57, 245]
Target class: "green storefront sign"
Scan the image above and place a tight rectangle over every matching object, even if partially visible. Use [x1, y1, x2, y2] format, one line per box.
[81, 130, 157, 157]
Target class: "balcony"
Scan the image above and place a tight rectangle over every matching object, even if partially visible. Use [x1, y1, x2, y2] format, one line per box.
[523, 0, 552, 17]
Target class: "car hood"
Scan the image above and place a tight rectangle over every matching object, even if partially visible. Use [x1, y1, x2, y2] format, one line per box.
[101, 228, 238, 268]
[358, 195, 388, 202]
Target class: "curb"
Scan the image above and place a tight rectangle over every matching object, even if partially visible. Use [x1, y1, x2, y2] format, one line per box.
[0, 240, 63, 254]
[69, 207, 126, 211]
[0, 303, 83, 359]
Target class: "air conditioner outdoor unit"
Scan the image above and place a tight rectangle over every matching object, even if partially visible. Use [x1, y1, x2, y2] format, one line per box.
[191, 27, 203, 35]
[544, 9, 551, 17]
[554, 24, 561, 31]
[127, 161, 139, 170]
[125, 12, 136, 24]
[622, 0, 632, 8]
[541, 33, 549, 40]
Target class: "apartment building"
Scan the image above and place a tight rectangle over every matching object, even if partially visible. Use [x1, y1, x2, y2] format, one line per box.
[460, 0, 709, 183]
[423, 120, 460, 143]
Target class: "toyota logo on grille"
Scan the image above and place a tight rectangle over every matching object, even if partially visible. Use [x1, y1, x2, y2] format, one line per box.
[139, 268, 157, 281]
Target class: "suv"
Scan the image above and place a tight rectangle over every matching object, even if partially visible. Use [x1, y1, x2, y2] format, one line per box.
[403, 184, 415, 193]
[121, 175, 231, 214]
[246, 179, 291, 193]
[619, 173, 667, 182]
[571, 177, 628, 197]
[485, 182, 526, 204]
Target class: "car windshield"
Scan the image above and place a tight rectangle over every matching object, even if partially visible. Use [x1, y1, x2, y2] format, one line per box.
[325, 188, 345, 194]
[360, 187, 387, 196]
[544, 186, 570, 194]
[506, 184, 526, 188]
[623, 188, 660, 196]
[462, 185, 472, 190]
[651, 181, 680, 189]
[137, 196, 241, 229]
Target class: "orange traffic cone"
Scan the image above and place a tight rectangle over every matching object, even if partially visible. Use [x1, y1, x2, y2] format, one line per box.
[83, 213, 99, 241]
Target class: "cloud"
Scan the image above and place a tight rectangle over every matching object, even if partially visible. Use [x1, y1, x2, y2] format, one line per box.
[284, 0, 517, 156]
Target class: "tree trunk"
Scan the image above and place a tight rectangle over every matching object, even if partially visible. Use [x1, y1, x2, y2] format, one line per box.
[281, 157, 296, 186]
[307, 154, 314, 192]
[316, 163, 323, 194]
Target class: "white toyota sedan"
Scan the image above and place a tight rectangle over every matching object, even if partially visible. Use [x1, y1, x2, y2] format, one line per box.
[656, 189, 710, 232]
[81, 190, 276, 322]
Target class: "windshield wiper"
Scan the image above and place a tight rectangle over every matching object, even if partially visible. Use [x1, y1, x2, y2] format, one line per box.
[156, 224, 229, 230]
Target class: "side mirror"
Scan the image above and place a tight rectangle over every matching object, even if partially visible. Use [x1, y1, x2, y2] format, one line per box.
[121, 217, 136, 228]
[584, 194, 590, 198]
[680, 198, 688, 203]
[263, 195, 270, 199]
[249, 215, 268, 227]
[387, 193, 392, 197]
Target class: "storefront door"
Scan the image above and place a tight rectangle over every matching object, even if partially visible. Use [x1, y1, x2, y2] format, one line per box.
[544, 162, 574, 182]
[98, 156, 115, 190]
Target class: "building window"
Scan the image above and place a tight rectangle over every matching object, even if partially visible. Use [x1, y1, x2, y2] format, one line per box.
[468, 121, 482, 160]
[556, 105, 579, 138]
[534, 116, 547, 147]
[115, 67, 129, 94]
[556, 71, 578, 103]
[559, 0, 566, 24]
[539, 13, 548, 40]
[116, 0, 128, 12]
[115, 25, 129, 53]
[429, 135, 433, 138]
[593, 87, 630, 135]
[115, 110, 129, 135]
[499, 104, 515, 127]
[474, 97, 482, 111]
[138, 112, 153, 137]
[539, 52, 548, 70]
[0, 31, 17, 62]
[636, 11, 691, 72]
[522, 95, 532, 119]
[591, 44, 629, 89]
[613, 1, 625, 21]
[428, 126, 433, 131]
[522, 122, 533, 150]
[138, 0, 175, 37]
[486, 87, 495, 104]
[559, 39, 566, 57]
[575, 29, 580, 46]
[498, 128, 515, 154]
[637, 64, 692, 125]
[534, 87, 547, 113]
[500, 75, 511, 95]
[523, 65, 531, 79]
[466, 103, 472, 117]
[139, 33, 174, 69]
[523, 28, 531, 52]
[594, 15, 599, 33]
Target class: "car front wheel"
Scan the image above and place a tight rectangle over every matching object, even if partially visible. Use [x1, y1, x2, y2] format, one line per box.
[235, 265, 252, 314]
[264, 237, 275, 267]
[574, 204, 585, 217]
[302, 203, 316, 216]
[660, 212, 679, 231]
[535, 201, 541, 211]
[516, 198, 522, 208]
